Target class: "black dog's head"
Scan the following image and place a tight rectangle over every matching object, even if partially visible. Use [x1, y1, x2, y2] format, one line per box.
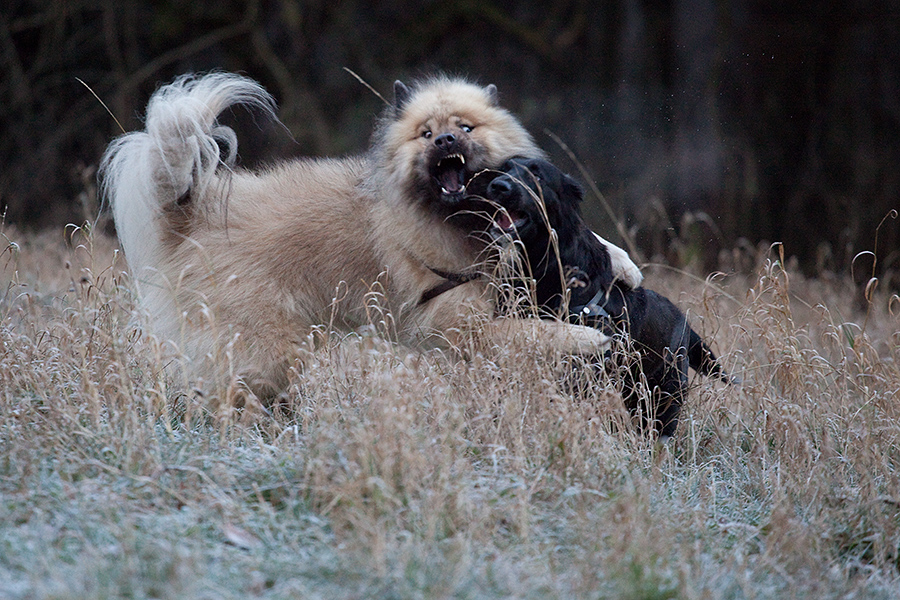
[483, 157, 586, 252]
[483, 157, 616, 287]
[477, 157, 619, 318]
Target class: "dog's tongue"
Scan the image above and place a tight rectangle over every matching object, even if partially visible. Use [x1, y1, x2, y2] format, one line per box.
[496, 213, 514, 231]
[440, 169, 464, 194]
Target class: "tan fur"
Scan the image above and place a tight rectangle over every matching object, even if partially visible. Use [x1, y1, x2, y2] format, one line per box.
[102, 74, 610, 395]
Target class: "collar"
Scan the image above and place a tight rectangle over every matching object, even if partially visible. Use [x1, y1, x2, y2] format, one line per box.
[418, 266, 482, 306]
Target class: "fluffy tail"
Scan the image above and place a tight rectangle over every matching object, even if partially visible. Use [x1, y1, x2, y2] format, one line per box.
[687, 329, 740, 384]
[99, 73, 277, 278]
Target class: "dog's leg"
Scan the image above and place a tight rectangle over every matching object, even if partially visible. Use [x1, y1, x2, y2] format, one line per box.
[486, 318, 611, 354]
[415, 284, 611, 355]
[592, 233, 643, 289]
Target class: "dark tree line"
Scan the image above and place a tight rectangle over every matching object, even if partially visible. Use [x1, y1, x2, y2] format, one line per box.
[2, 0, 899, 278]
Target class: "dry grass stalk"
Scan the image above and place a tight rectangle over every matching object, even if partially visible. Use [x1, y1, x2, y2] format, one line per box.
[2, 227, 899, 598]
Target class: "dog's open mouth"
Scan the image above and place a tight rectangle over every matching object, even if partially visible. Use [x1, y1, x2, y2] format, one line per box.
[493, 209, 527, 235]
[432, 153, 469, 200]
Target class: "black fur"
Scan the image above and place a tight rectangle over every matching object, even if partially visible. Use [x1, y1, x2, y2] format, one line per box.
[484, 157, 734, 439]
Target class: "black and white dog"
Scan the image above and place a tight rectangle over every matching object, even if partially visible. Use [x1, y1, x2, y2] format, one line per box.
[483, 157, 735, 440]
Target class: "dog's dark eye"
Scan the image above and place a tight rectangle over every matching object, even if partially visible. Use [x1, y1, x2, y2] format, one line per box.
[422, 130, 432, 139]
[460, 124, 473, 133]
[528, 167, 542, 180]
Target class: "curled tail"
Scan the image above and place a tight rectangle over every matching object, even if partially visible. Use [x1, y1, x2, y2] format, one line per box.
[99, 73, 277, 279]
[687, 328, 740, 385]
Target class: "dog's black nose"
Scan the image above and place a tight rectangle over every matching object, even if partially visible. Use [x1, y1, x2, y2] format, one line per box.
[434, 132, 456, 150]
[487, 175, 513, 199]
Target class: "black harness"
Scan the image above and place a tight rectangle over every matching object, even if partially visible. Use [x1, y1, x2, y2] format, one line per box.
[570, 285, 613, 320]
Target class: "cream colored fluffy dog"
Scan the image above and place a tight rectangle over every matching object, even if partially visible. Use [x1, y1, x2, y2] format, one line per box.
[100, 73, 639, 396]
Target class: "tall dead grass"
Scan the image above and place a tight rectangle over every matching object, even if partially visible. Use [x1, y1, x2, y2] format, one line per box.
[1, 225, 899, 598]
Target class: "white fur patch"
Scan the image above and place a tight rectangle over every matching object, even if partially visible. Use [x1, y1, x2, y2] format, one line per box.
[592, 232, 643, 288]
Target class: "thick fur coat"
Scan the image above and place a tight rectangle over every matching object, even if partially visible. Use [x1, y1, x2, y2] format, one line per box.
[100, 73, 613, 395]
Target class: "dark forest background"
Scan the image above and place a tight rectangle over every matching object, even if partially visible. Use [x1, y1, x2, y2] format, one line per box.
[3, 0, 900, 280]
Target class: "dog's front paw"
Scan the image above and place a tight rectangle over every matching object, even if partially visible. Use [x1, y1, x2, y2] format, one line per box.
[564, 323, 611, 354]
[592, 232, 643, 288]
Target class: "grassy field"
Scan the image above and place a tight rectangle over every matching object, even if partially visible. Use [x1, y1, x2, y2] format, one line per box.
[2, 223, 899, 599]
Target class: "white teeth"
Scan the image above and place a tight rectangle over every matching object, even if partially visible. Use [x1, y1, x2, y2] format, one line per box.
[440, 186, 466, 195]
[440, 153, 465, 165]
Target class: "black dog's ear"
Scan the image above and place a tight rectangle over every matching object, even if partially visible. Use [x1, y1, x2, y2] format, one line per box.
[394, 80, 412, 114]
[561, 173, 585, 206]
[485, 84, 499, 106]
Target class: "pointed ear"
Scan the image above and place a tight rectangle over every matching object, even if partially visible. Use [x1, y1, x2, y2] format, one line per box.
[393, 80, 412, 114]
[485, 84, 498, 106]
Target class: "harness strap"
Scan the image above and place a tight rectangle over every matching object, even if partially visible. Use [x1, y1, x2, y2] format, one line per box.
[570, 285, 612, 320]
[418, 266, 482, 306]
